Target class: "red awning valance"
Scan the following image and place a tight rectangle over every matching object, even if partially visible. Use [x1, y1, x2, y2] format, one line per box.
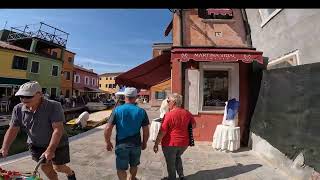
[171, 47, 263, 64]
[115, 52, 171, 89]
[206, 9, 233, 16]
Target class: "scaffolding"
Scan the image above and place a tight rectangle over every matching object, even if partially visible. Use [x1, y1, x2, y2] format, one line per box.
[7, 22, 69, 47]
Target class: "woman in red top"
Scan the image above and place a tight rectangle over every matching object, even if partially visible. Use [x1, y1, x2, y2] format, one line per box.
[153, 93, 196, 180]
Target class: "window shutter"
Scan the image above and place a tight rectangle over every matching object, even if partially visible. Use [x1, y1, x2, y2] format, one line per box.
[185, 69, 199, 115]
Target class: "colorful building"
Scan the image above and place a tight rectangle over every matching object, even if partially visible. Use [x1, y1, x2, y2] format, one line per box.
[49, 48, 75, 98]
[0, 22, 71, 98]
[116, 9, 264, 146]
[98, 72, 122, 95]
[73, 65, 99, 99]
[0, 41, 30, 97]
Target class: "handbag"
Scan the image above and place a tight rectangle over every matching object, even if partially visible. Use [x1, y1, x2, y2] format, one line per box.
[188, 121, 195, 146]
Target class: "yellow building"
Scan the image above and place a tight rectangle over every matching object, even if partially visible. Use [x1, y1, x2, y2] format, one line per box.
[150, 79, 171, 107]
[0, 41, 30, 97]
[99, 72, 123, 95]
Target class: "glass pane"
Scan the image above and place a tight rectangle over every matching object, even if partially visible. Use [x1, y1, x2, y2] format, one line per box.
[203, 71, 228, 110]
[31, 62, 39, 73]
[52, 66, 58, 76]
[266, 9, 276, 15]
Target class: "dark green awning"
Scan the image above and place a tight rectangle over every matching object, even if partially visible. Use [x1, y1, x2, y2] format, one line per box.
[0, 77, 29, 86]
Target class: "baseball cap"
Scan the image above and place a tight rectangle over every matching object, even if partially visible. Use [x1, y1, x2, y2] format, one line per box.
[124, 87, 137, 97]
[15, 81, 42, 97]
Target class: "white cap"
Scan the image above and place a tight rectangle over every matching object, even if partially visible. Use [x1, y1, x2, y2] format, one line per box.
[15, 81, 42, 97]
[124, 87, 137, 97]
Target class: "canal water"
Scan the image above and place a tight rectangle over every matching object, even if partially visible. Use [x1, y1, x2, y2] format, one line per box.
[0, 107, 105, 156]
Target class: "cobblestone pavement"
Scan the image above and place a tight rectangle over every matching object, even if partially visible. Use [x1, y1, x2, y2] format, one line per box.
[0, 105, 289, 180]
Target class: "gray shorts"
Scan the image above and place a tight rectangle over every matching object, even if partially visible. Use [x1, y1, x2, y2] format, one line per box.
[28, 144, 70, 165]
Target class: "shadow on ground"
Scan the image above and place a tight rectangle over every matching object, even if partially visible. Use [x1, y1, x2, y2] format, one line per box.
[185, 163, 262, 180]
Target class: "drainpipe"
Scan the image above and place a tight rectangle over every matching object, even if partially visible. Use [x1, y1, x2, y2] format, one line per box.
[241, 9, 252, 48]
[179, 9, 184, 46]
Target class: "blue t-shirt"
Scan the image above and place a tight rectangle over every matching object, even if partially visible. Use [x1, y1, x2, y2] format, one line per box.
[108, 103, 149, 147]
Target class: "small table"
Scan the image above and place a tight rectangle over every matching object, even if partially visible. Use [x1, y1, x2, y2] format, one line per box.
[212, 124, 240, 152]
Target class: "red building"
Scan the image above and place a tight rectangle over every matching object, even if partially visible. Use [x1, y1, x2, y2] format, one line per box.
[169, 9, 263, 145]
[73, 65, 99, 99]
[116, 9, 264, 146]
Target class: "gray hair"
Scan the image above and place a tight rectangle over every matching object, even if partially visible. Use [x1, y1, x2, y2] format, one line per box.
[168, 93, 183, 107]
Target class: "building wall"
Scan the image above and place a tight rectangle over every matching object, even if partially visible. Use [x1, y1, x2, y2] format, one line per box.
[150, 79, 171, 107]
[172, 9, 248, 47]
[99, 74, 121, 94]
[73, 68, 99, 94]
[0, 48, 28, 79]
[26, 54, 62, 96]
[246, 9, 320, 66]
[60, 51, 75, 97]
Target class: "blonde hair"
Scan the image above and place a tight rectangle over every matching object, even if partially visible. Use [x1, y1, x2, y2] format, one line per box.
[168, 93, 183, 107]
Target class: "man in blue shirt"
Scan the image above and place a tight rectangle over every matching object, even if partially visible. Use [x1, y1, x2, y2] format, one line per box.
[104, 87, 149, 180]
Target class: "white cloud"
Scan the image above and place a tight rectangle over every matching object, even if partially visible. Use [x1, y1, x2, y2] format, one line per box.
[75, 56, 131, 67]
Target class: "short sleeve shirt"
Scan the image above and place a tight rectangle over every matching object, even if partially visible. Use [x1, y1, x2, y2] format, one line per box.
[160, 108, 195, 147]
[10, 99, 68, 148]
[108, 103, 149, 147]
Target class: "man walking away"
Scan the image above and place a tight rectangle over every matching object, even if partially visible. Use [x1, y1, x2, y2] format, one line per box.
[104, 87, 150, 180]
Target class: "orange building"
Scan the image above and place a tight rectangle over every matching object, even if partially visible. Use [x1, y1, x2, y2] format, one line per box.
[51, 48, 75, 98]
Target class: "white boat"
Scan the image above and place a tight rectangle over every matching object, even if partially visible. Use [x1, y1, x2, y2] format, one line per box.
[85, 102, 108, 112]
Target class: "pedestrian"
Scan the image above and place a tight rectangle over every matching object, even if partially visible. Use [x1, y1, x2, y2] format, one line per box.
[104, 87, 150, 180]
[153, 93, 196, 180]
[0, 81, 76, 180]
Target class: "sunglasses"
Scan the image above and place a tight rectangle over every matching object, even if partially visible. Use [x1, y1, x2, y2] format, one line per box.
[19, 96, 34, 99]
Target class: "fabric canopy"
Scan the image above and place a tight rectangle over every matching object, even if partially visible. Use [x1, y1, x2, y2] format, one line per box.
[206, 9, 233, 16]
[0, 77, 29, 86]
[83, 87, 106, 93]
[116, 52, 171, 89]
[171, 47, 263, 64]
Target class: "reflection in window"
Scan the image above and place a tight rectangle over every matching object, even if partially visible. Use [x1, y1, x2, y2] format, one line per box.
[203, 70, 228, 110]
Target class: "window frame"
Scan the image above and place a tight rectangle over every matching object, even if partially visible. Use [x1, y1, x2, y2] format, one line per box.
[267, 50, 300, 70]
[52, 51, 58, 58]
[74, 74, 80, 83]
[30, 60, 40, 74]
[12, 55, 28, 70]
[199, 62, 239, 113]
[50, 87, 57, 97]
[259, 9, 282, 28]
[51, 65, 59, 77]
[85, 76, 90, 85]
[92, 78, 96, 86]
[65, 71, 71, 80]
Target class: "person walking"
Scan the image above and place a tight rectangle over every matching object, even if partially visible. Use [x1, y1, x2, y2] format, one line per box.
[153, 93, 196, 180]
[0, 81, 76, 180]
[104, 87, 150, 180]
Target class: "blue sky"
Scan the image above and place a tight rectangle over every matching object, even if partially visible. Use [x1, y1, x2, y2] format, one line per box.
[0, 9, 172, 74]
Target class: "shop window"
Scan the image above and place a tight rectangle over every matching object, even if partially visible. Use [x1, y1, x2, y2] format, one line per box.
[31, 61, 40, 73]
[202, 70, 229, 110]
[198, 8, 233, 19]
[155, 91, 166, 100]
[51, 65, 59, 76]
[12, 56, 28, 70]
[267, 50, 299, 70]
